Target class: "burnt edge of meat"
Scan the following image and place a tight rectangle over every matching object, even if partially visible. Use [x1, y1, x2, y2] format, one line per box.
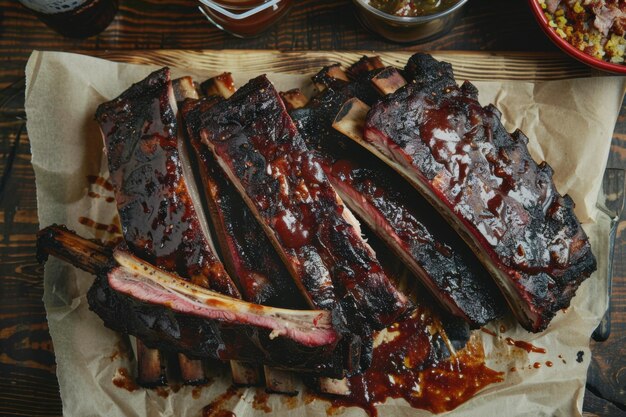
[347, 56, 385, 79]
[182, 97, 306, 310]
[312, 64, 350, 90]
[289, 64, 505, 327]
[94, 67, 239, 297]
[364, 225, 471, 355]
[368, 53, 597, 331]
[185, 75, 410, 339]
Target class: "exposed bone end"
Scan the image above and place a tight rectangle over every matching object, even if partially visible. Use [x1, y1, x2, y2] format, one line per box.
[37, 224, 111, 274]
[172, 77, 200, 102]
[318, 377, 351, 396]
[280, 89, 309, 111]
[231, 361, 262, 386]
[332, 98, 371, 143]
[327, 65, 350, 81]
[348, 56, 385, 77]
[136, 339, 167, 387]
[111, 250, 341, 348]
[178, 354, 208, 385]
[371, 67, 408, 96]
[263, 366, 299, 395]
[201, 72, 236, 99]
[313, 63, 350, 92]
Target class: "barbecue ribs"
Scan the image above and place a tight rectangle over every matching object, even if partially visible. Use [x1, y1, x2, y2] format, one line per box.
[288, 59, 504, 328]
[183, 75, 411, 340]
[334, 53, 596, 332]
[37, 225, 359, 378]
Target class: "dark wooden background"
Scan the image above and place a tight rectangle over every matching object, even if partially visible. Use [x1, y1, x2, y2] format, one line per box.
[0, 0, 624, 416]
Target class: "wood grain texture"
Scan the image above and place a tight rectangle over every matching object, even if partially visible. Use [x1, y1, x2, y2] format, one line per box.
[98, 49, 595, 80]
[0, 1, 624, 416]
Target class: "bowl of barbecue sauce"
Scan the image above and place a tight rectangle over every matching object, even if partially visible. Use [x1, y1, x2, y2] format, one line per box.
[198, 0, 292, 38]
[353, 0, 468, 43]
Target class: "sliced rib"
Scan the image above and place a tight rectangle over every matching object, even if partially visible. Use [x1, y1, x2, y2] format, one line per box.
[186, 85, 305, 310]
[183, 75, 410, 339]
[287, 61, 504, 328]
[95, 68, 241, 387]
[174, 75, 261, 386]
[172, 75, 213, 386]
[334, 53, 596, 332]
[187, 74, 305, 392]
[95, 67, 240, 297]
[37, 225, 357, 377]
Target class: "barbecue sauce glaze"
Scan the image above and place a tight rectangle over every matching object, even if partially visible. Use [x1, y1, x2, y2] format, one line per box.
[320, 308, 503, 415]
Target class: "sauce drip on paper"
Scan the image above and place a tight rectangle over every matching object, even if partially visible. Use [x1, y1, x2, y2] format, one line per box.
[83, 174, 123, 245]
[504, 337, 546, 354]
[322, 309, 503, 416]
[202, 386, 240, 417]
[78, 216, 120, 235]
[87, 174, 114, 191]
[112, 367, 138, 392]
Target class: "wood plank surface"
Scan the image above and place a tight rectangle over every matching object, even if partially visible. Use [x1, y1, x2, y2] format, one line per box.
[97, 49, 596, 80]
[0, 1, 625, 416]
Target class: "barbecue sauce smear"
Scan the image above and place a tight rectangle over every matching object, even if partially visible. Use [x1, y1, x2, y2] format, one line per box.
[326, 309, 503, 416]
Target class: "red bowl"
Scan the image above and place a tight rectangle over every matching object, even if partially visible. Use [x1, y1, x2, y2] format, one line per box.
[527, 0, 626, 74]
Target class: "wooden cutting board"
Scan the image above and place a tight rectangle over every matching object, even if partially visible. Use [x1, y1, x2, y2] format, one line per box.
[95, 50, 594, 81]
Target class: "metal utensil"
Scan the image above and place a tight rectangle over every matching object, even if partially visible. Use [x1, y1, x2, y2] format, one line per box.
[592, 168, 625, 342]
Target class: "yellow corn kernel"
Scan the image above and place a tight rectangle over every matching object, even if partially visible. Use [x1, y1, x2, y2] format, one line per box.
[573, 2, 584, 13]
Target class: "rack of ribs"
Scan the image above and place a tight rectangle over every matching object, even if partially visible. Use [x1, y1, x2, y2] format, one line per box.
[37, 225, 357, 377]
[182, 75, 411, 346]
[284, 57, 504, 328]
[95, 68, 247, 386]
[333, 53, 596, 332]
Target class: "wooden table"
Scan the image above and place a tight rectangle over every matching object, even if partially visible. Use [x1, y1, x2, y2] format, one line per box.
[0, 1, 624, 416]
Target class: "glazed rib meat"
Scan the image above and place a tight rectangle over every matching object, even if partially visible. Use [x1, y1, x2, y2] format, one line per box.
[184, 96, 305, 310]
[37, 225, 358, 378]
[185, 78, 306, 392]
[95, 67, 239, 297]
[288, 60, 504, 328]
[96, 68, 242, 386]
[183, 75, 410, 337]
[341, 53, 596, 332]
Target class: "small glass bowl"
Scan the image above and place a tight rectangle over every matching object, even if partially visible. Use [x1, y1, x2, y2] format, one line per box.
[352, 0, 469, 44]
[198, 0, 292, 38]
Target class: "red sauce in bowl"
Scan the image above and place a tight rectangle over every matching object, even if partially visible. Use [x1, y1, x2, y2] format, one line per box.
[200, 0, 292, 37]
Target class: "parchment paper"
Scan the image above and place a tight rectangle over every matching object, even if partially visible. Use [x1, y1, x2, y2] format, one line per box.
[25, 50, 626, 417]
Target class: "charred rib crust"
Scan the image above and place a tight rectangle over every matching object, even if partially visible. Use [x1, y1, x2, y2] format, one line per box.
[290, 64, 504, 327]
[183, 98, 305, 309]
[95, 68, 239, 297]
[185, 75, 409, 335]
[365, 54, 596, 331]
[347, 56, 385, 78]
